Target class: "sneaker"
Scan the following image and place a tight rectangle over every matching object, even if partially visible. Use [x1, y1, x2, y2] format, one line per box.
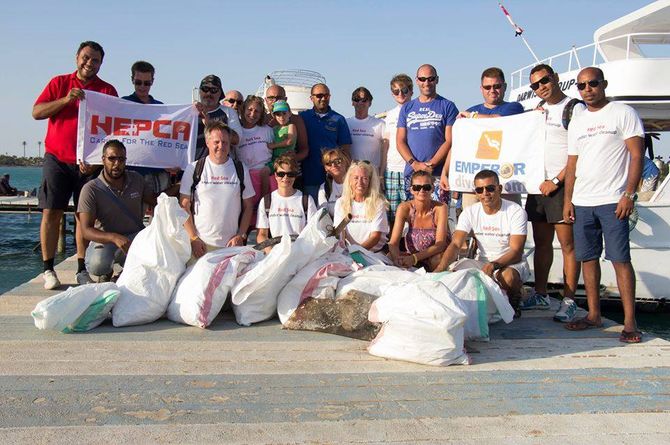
[43, 270, 61, 290]
[76, 271, 94, 285]
[519, 291, 551, 310]
[554, 298, 578, 323]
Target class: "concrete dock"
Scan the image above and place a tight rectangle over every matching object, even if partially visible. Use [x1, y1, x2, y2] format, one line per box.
[0, 257, 669, 444]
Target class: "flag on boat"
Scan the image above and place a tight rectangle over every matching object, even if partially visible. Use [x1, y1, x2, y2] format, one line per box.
[448, 111, 546, 194]
[76, 91, 198, 169]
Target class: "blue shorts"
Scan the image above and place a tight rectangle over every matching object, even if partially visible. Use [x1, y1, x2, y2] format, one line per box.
[573, 204, 630, 263]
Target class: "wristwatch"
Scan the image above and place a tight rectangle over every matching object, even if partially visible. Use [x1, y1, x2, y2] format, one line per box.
[408, 158, 416, 165]
[623, 191, 638, 201]
[551, 177, 560, 186]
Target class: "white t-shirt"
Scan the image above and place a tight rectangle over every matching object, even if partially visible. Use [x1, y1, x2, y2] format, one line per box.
[256, 190, 317, 237]
[235, 125, 274, 170]
[333, 198, 389, 252]
[455, 199, 527, 263]
[180, 157, 256, 247]
[317, 179, 344, 217]
[346, 116, 386, 169]
[567, 102, 644, 206]
[543, 97, 586, 179]
[383, 105, 406, 173]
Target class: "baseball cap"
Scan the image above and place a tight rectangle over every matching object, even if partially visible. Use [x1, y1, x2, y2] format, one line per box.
[200, 74, 222, 90]
[272, 100, 290, 113]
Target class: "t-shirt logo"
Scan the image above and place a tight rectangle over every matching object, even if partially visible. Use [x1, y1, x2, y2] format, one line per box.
[476, 131, 503, 160]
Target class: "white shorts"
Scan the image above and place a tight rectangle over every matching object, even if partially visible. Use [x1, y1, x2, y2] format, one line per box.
[450, 258, 530, 282]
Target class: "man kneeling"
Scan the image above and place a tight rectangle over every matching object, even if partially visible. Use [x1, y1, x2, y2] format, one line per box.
[77, 140, 156, 281]
[435, 170, 528, 313]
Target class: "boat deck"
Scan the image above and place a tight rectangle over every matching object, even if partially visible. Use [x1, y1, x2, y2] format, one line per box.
[0, 256, 669, 444]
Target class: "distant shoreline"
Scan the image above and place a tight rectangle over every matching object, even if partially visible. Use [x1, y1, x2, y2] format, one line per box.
[0, 156, 42, 167]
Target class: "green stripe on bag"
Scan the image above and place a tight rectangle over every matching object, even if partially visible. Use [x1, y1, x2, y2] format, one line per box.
[63, 290, 119, 333]
[469, 271, 490, 339]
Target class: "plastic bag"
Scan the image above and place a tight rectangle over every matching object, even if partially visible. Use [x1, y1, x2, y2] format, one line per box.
[32, 282, 119, 333]
[168, 247, 262, 328]
[368, 279, 470, 366]
[113, 194, 191, 327]
[335, 265, 420, 298]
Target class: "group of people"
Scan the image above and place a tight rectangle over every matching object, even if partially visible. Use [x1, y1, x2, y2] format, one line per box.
[33, 40, 646, 343]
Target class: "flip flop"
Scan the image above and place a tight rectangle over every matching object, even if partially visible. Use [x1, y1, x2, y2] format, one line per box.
[619, 330, 642, 344]
[565, 317, 602, 331]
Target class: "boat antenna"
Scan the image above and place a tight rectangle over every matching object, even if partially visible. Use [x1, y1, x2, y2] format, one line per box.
[498, 1, 541, 63]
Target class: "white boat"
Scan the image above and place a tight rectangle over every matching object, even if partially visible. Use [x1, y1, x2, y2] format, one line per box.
[255, 69, 326, 112]
[509, 0, 670, 306]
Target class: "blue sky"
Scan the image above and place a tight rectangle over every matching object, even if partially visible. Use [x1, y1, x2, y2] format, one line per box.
[2, 0, 666, 158]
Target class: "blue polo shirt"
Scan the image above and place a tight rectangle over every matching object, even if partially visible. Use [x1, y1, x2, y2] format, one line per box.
[121, 92, 163, 105]
[299, 107, 352, 186]
[467, 101, 523, 116]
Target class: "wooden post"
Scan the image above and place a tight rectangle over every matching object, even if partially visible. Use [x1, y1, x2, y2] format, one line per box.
[57, 214, 66, 254]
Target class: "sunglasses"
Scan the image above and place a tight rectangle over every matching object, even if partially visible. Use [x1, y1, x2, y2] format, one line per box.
[417, 76, 437, 83]
[529, 76, 552, 91]
[474, 184, 498, 194]
[266, 95, 286, 101]
[325, 158, 343, 167]
[276, 171, 298, 178]
[411, 184, 433, 192]
[312, 93, 330, 99]
[200, 86, 220, 94]
[225, 98, 243, 105]
[105, 156, 126, 163]
[391, 87, 411, 96]
[133, 80, 153, 87]
[352, 97, 369, 103]
[482, 83, 503, 91]
[576, 79, 605, 90]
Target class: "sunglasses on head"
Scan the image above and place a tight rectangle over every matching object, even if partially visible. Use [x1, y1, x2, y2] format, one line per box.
[325, 158, 343, 167]
[576, 79, 605, 90]
[312, 93, 330, 99]
[352, 97, 369, 103]
[417, 76, 437, 83]
[225, 98, 243, 105]
[474, 184, 498, 194]
[391, 87, 411, 96]
[529, 76, 552, 91]
[411, 184, 433, 192]
[482, 83, 503, 91]
[200, 86, 220, 94]
[133, 80, 153, 87]
[276, 171, 298, 178]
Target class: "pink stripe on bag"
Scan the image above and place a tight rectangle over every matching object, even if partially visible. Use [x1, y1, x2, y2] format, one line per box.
[299, 263, 352, 303]
[198, 256, 233, 327]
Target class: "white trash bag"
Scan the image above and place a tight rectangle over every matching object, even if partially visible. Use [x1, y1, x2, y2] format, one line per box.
[113, 194, 191, 327]
[168, 247, 262, 328]
[336, 265, 421, 298]
[368, 279, 470, 366]
[277, 252, 355, 325]
[32, 282, 119, 333]
[232, 208, 337, 326]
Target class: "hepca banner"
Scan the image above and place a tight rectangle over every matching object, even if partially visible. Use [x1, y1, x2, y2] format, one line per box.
[448, 111, 546, 194]
[77, 91, 198, 169]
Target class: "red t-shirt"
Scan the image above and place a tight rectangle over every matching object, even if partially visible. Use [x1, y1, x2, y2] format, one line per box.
[34, 71, 118, 164]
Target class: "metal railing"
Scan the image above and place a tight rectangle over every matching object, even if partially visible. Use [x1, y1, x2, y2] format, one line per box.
[255, 69, 327, 97]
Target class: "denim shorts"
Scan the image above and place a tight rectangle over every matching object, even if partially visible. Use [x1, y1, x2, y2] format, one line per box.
[573, 203, 630, 262]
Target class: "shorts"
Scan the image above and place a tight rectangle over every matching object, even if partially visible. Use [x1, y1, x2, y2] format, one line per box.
[525, 187, 565, 223]
[451, 257, 530, 282]
[384, 170, 405, 214]
[38, 153, 86, 210]
[573, 203, 630, 262]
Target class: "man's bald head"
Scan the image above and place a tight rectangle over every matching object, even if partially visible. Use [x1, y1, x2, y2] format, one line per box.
[266, 85, 286, 98]
[417, 64, 438, 77]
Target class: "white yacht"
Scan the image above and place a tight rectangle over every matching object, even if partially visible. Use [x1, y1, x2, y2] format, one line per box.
[255, 69, 326, 112]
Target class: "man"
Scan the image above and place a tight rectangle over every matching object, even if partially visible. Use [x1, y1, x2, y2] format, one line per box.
[436, 170, 528, 313]
[180, 121, 255, 259]
[264, 84, 309, 163]
[397, 64, 458, 203]
[459, 67, 523, 118]
[122, 61, 162, 104]
[194, 75, 242, 160]
[383, 74, 413, 222]
[299, 83, 352, 200]
[563, 67, 645, 343]
[78, 140, 155, 281]
[32, 41, 118, 289]
[222, 90, 244, 112]
[520, 64, 583, 322]
[346, 87, 387, 175]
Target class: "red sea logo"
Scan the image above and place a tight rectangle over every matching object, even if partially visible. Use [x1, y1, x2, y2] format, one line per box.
[476, 131, 503, 160]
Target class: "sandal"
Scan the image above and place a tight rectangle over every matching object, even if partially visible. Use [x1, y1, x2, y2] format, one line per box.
[619, 330, 642, 343]
[565, 317, 602, 331]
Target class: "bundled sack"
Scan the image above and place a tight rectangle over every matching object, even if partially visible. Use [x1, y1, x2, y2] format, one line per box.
[428, 269, 514, 341]
[368, 280, 470, 366]
[277, 252, 356, 324]
[32, 282, 119, 333]
[168, 247, 262, 328]
[232, 209, 338, 326]
[336, 265, 420, 298]
[284, 290, 381, 341]
[113, 194, 191, 327]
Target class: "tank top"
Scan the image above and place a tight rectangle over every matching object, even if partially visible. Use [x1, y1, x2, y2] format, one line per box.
[404, 202, 440, 254]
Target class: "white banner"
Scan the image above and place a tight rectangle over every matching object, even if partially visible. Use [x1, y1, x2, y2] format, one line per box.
[76, 91, 198, 169]
[448, 111, 546, 194]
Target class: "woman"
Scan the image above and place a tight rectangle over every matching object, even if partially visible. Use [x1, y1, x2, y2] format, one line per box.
[256, 154, 317, 253]
[318, 149, 351, 217]
[388, 171, 450, 271]
[333, 160, 389, 252]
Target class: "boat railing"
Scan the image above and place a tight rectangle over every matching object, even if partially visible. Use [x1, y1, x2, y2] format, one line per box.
[255, 69, 327, 97]
[511, 32, 670, 90]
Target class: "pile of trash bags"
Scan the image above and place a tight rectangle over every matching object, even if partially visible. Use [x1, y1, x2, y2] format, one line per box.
[32, 195, 516, 367]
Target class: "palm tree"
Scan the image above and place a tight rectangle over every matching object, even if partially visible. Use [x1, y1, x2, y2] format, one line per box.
[22, 141, 26, 158]
[38, 141, 42, 157]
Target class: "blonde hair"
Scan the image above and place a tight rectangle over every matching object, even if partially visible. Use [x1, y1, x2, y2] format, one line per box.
[340, 161, 388, 219]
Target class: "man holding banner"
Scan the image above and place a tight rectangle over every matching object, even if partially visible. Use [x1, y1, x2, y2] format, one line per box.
[33, 41, 118, 290]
